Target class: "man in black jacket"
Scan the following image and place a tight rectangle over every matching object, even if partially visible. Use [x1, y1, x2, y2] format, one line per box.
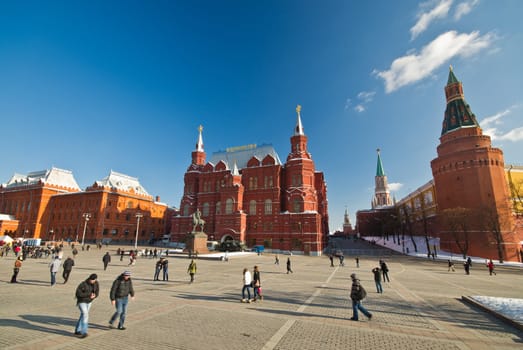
[62, 256, 75, 283]
[74, 274, 99, 338]
[109, 270, 135, 330]
[102, 252, 111, 271]
[350, 273, 372, 321]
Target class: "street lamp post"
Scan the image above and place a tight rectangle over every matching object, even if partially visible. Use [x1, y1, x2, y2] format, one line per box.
[135, 212, 143, 250]
[81, 213, 91, 246]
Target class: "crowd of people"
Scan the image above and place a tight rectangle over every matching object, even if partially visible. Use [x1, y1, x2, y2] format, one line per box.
[3, 239, 505, 338]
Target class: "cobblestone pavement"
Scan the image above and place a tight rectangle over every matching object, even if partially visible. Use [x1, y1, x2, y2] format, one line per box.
[1, 247, 522, 349]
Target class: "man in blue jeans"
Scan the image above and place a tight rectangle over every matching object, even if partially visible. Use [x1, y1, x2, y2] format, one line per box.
[109, 270, 135, 330]
[350, 273, 373, 321]
[74, 274, 99, 338]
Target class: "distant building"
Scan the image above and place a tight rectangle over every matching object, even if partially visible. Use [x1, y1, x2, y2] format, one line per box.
[170, 106, 329, 255]
[0, 168, 173, 244]
[372, 149, 393, 209]
[357, 67, 523, 262]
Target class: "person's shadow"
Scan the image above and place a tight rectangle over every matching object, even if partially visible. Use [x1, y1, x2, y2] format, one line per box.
[0, 314, 107, 337]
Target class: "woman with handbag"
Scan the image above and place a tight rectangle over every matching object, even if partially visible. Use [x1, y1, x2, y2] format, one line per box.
[252, 265, 263, 301]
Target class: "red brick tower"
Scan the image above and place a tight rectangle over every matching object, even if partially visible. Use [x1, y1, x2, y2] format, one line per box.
[431, 66, 516, 260]
[284, 105, 317, 213]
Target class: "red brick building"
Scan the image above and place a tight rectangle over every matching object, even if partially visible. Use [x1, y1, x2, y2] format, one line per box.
[357, 67, 523, 262]
[0, 168, 173, 244]
[170, 106, 329, 255]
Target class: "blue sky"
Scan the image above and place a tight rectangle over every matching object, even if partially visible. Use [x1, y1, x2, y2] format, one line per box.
[1, 0, 522, 232]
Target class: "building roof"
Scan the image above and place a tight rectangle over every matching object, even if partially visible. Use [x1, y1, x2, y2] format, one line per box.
[447, 65, 459, 84]
[95, 170, 150, 196]
[209, 144, 282, 170]
[376, 149, 385, 177]
[441, 67, 480, 136]
[2, 167, 81, 190]
[0, 214, 16, 221]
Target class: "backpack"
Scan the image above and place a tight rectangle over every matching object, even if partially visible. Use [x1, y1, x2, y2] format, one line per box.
[359, 285, 367, 300]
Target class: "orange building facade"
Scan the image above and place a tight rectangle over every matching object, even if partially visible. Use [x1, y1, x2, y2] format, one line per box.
[0, 168, 173, 244]
[170, 106, 329, 255]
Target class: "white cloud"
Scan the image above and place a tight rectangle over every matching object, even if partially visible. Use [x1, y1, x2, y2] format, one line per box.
[375, 30, 494, 93]
[480, 108, 511, 128]
[354, 104, 365, 113]
[388, 182, 404, 192]
[480, 105, 523, 142]
[497, 127, 523, 142]
[410, 0, 453, 40]
[454, 0, 479, 20]
[357, 91, 376, 103]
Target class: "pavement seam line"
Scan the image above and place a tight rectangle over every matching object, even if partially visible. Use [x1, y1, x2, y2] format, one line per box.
[262, 266, 338, 349]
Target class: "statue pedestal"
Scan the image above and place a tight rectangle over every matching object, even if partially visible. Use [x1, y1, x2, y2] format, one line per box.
[186, 232, 209, 255]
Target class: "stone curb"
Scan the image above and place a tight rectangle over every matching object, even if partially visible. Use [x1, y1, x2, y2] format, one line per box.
[461, 295, 523, 332]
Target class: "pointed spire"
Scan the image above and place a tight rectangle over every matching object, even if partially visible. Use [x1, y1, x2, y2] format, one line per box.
[344, 208, 351, 225]
[196, 125, 204, 152]
[447, 65, 459, 85]
[232, 161, 239, 176]
[294, 104, 304, 136]
[441, 66, 480, 136]
[376, 148, 385, 177]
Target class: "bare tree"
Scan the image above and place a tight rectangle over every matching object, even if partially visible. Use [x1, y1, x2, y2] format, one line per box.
[399, 204, 417, 253]
[477, 205, 512, 263]
[439, 207, 472, 259]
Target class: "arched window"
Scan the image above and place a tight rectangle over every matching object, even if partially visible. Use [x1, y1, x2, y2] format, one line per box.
[225, 198, 234, 214]
[202, 202, 210, 217]
[264, 199, 272, 215]
[292, 198, 302, 213]
[127, 201, 133, 209]
[249, 200, 256, 215]
[183, 204, 190, 217]
[216, 201, 221, 215]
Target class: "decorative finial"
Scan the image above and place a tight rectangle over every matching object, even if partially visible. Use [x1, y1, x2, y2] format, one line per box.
[377, 148, 380, 153]
[198, 125, 203, 133]
[296, 104, 301, 115]
[449, 64, 453, 71]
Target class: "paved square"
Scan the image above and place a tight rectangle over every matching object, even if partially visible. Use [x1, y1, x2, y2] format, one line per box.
[1, 246, 522, 349]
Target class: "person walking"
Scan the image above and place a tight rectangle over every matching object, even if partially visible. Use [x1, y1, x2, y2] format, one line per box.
[241, 268, 252, 303]
[10, 256, 23, 283]
[447, 259, 455, 272]
[109, 271, 135, 330]
[74, 274, 99, 338]
[464, 260, 470, 275]
[355, 257, 360, 268]
[487, 259, 496, 275]
[62, 256, 75, 283]
[286, 257, 293, 274]
[49, 256, 61, 286]
[350, 273, 372, 321]
[274, 254, 280, 265]
[161, 258, 169, 281]
[372, 267, 383, 293]
[329, 255, 334, 267]
[102, 252, 111, 271]
[380, 260, 390, 282]
[187, 259, 197, 283]
[252, 265, 263, 301]
[154, 258, 163, 281]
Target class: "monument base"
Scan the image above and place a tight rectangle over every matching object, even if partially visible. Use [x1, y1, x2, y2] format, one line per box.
[186, 232, 209, 255]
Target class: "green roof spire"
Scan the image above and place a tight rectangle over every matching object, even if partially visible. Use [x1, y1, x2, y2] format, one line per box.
[447, 65, 459, 85]
[441, 66, 480, 136]
[376, 148, 385, 177]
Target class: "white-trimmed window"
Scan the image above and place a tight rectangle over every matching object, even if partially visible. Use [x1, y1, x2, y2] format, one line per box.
[249, 200, 256, 215]
[225, 198, 234, 214]
[202, 202, 210, 217]
[264, 199, 272, 215]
